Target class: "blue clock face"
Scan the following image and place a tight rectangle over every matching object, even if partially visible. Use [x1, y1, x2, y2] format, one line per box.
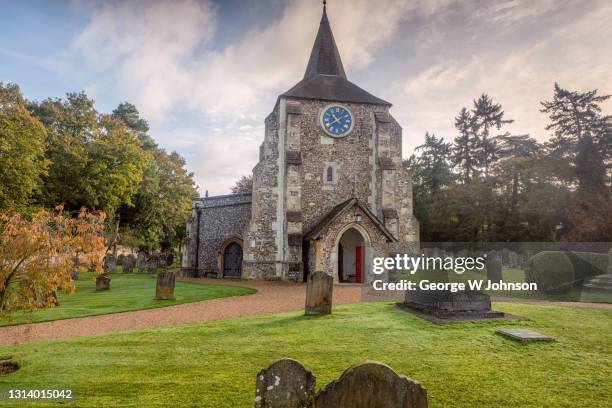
[321, 105, 354, 137]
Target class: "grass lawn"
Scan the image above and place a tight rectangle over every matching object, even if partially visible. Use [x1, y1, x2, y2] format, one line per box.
[0, 302, 610, 407]
[1, 273, 256, 327]
[392, 267, 612, 303]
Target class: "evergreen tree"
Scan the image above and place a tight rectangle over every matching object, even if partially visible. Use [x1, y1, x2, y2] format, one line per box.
[451, 108, 477, 183]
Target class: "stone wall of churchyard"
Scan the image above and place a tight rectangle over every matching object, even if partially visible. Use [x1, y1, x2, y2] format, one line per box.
[193, 193, 252, 277]
[243, 109, 281, 280]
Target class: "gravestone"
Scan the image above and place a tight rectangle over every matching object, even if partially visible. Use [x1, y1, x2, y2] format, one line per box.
[117, 254, 125, 266]
[608, 248, 612, 274]
[146, 256, 159, 273]
[316, 362, 428, 408]
[497, 328, 554, 343]
[486, 251, 502, 283]
[305, 271, 333, 315]
[165, 253, 175, 267]
[103, 254, 117, 273]
[253, 359, 428, 408]
[136, 252, 147, 271]
[155, 270, 176, 300]
[71, 255, 80, 280]
[399, 290, 509, 323]
[255, 358, 315, 408]
[123, 254, 136, 273]
[96, 275, 111, 291]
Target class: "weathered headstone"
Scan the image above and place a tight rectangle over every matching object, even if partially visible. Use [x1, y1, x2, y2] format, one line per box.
[165, 253, 175, 267]
[155, 270, 176, 300]
[146, 256, 159, 273]
[255, 358, 315, 408]
[497, 328, 554, 343]
[305, 271, 333, 315]
[253, 360, 428, 408]
[123, 254, 136, 273]
[316, 362, 428, 408]
[103, 254, 117, 274]
[608, 248, 612, 274]
[136, 252, 147, 271]
[486, 251, 502, 283]
[96, 275, 111, 291]
[117, 254, 125, 266]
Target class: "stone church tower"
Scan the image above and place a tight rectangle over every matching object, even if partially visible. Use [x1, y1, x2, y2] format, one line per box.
[182, 3, 419, 282]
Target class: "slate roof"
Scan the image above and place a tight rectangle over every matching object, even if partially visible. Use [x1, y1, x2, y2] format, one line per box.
[304, 198, 397, 242]
[281, 4, 391, 107]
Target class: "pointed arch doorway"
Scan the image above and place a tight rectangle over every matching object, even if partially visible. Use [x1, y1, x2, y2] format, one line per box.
[337, 227, 366, 283]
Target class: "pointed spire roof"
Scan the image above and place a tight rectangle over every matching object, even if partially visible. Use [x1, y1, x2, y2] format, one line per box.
[281, 2, 390, 107]
[303, 3, 346, 79]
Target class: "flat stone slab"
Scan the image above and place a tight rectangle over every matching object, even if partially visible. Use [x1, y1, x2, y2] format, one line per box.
[497, 328, 554, 342]
[396, 303, 521, 324]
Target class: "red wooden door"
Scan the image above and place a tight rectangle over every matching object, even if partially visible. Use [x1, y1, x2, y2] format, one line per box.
[355, 246, 363, 283]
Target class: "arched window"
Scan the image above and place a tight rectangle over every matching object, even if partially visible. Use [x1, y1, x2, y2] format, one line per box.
[326, 166, 334, 182]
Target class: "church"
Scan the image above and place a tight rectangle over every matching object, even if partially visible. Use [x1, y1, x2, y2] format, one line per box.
[181, 3, 419, 283]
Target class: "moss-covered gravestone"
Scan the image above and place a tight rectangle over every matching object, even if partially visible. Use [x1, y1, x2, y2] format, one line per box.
[255, 358, 315, 408]
[155, 270, 176, 300]
[95, 275, 111, 291]
[305, 271, 333, 315]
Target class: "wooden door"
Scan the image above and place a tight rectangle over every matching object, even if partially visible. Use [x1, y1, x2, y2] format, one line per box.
[223, 243, 242, 277]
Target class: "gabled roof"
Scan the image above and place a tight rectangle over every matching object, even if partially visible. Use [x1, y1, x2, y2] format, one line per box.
[304, 198, 397, 242]
[281, 3, 391, 107]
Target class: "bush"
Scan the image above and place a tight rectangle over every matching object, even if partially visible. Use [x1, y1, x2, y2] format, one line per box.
[525, 251, 574, 294]
[525, 250, 608, 294]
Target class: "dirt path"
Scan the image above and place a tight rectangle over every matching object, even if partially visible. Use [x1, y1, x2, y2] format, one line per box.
[0, 279, 362, 346]
[1, 279, 609, 347]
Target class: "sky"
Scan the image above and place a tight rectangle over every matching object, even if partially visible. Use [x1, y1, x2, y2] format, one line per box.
[1, 0, 611, 195]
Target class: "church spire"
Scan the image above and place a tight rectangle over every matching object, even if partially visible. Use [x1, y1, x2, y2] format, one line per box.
[303, 0, 346, 80]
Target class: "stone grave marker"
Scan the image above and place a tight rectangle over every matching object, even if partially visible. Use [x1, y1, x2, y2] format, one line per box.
[155, 270, 176, 300]
[316, 361, 428, 408]
[96, 275, 111, 291]
[253, 359, 428, 408]
[103, 254, 117, 274]
[136, 252, 146, 270]
[305, 271, 333, 315]
[255, 358, 315, 408]
[123, 254, 136, 273]
[497, 328, 554, 343]
[486, 251, 502, 283]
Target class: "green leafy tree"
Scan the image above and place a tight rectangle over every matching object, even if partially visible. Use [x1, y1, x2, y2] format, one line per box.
[0, 83, 48, 212]
[451, 108, 478, 183]
[231, 174, 253, 194]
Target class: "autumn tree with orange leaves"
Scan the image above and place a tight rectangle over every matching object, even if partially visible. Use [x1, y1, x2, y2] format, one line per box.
[0, 207, 106, 319]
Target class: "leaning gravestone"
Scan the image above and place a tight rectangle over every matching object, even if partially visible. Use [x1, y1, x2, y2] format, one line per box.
[103, 254, 117, 274]
[155, 270, 176, 300]
[316, 362, 428, 408]
[123, 254, 136, 273]
[255, 358, 316, 408]
[305, 271, 333, 315]
[486, 251, 502, 283]
[136, 252, 146, 271]
[96, 275, 111, 291]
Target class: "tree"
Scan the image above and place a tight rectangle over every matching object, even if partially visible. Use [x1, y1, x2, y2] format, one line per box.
[471, 94, 513, 178]
[112, 103, 198, 251]
[0, 207, 106, 320]
[412, 132, 453, 194]
[30, 93, 148, 218]
[231, 174, 253, 194]
[451, 108, 477, 183]
[0, 83, 48, 212]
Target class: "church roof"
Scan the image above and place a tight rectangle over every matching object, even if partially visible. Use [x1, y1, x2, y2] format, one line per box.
[304, 198, 397, 242]
[281, 3, 391, 107]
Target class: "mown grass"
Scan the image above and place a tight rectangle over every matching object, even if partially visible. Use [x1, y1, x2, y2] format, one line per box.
[0, 302, 610, 407]
[1, 273, 256, 327]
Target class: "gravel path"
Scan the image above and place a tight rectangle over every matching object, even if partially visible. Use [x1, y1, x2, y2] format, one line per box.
[1, 279, 609, 347]
[0, 278, 362, 346]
